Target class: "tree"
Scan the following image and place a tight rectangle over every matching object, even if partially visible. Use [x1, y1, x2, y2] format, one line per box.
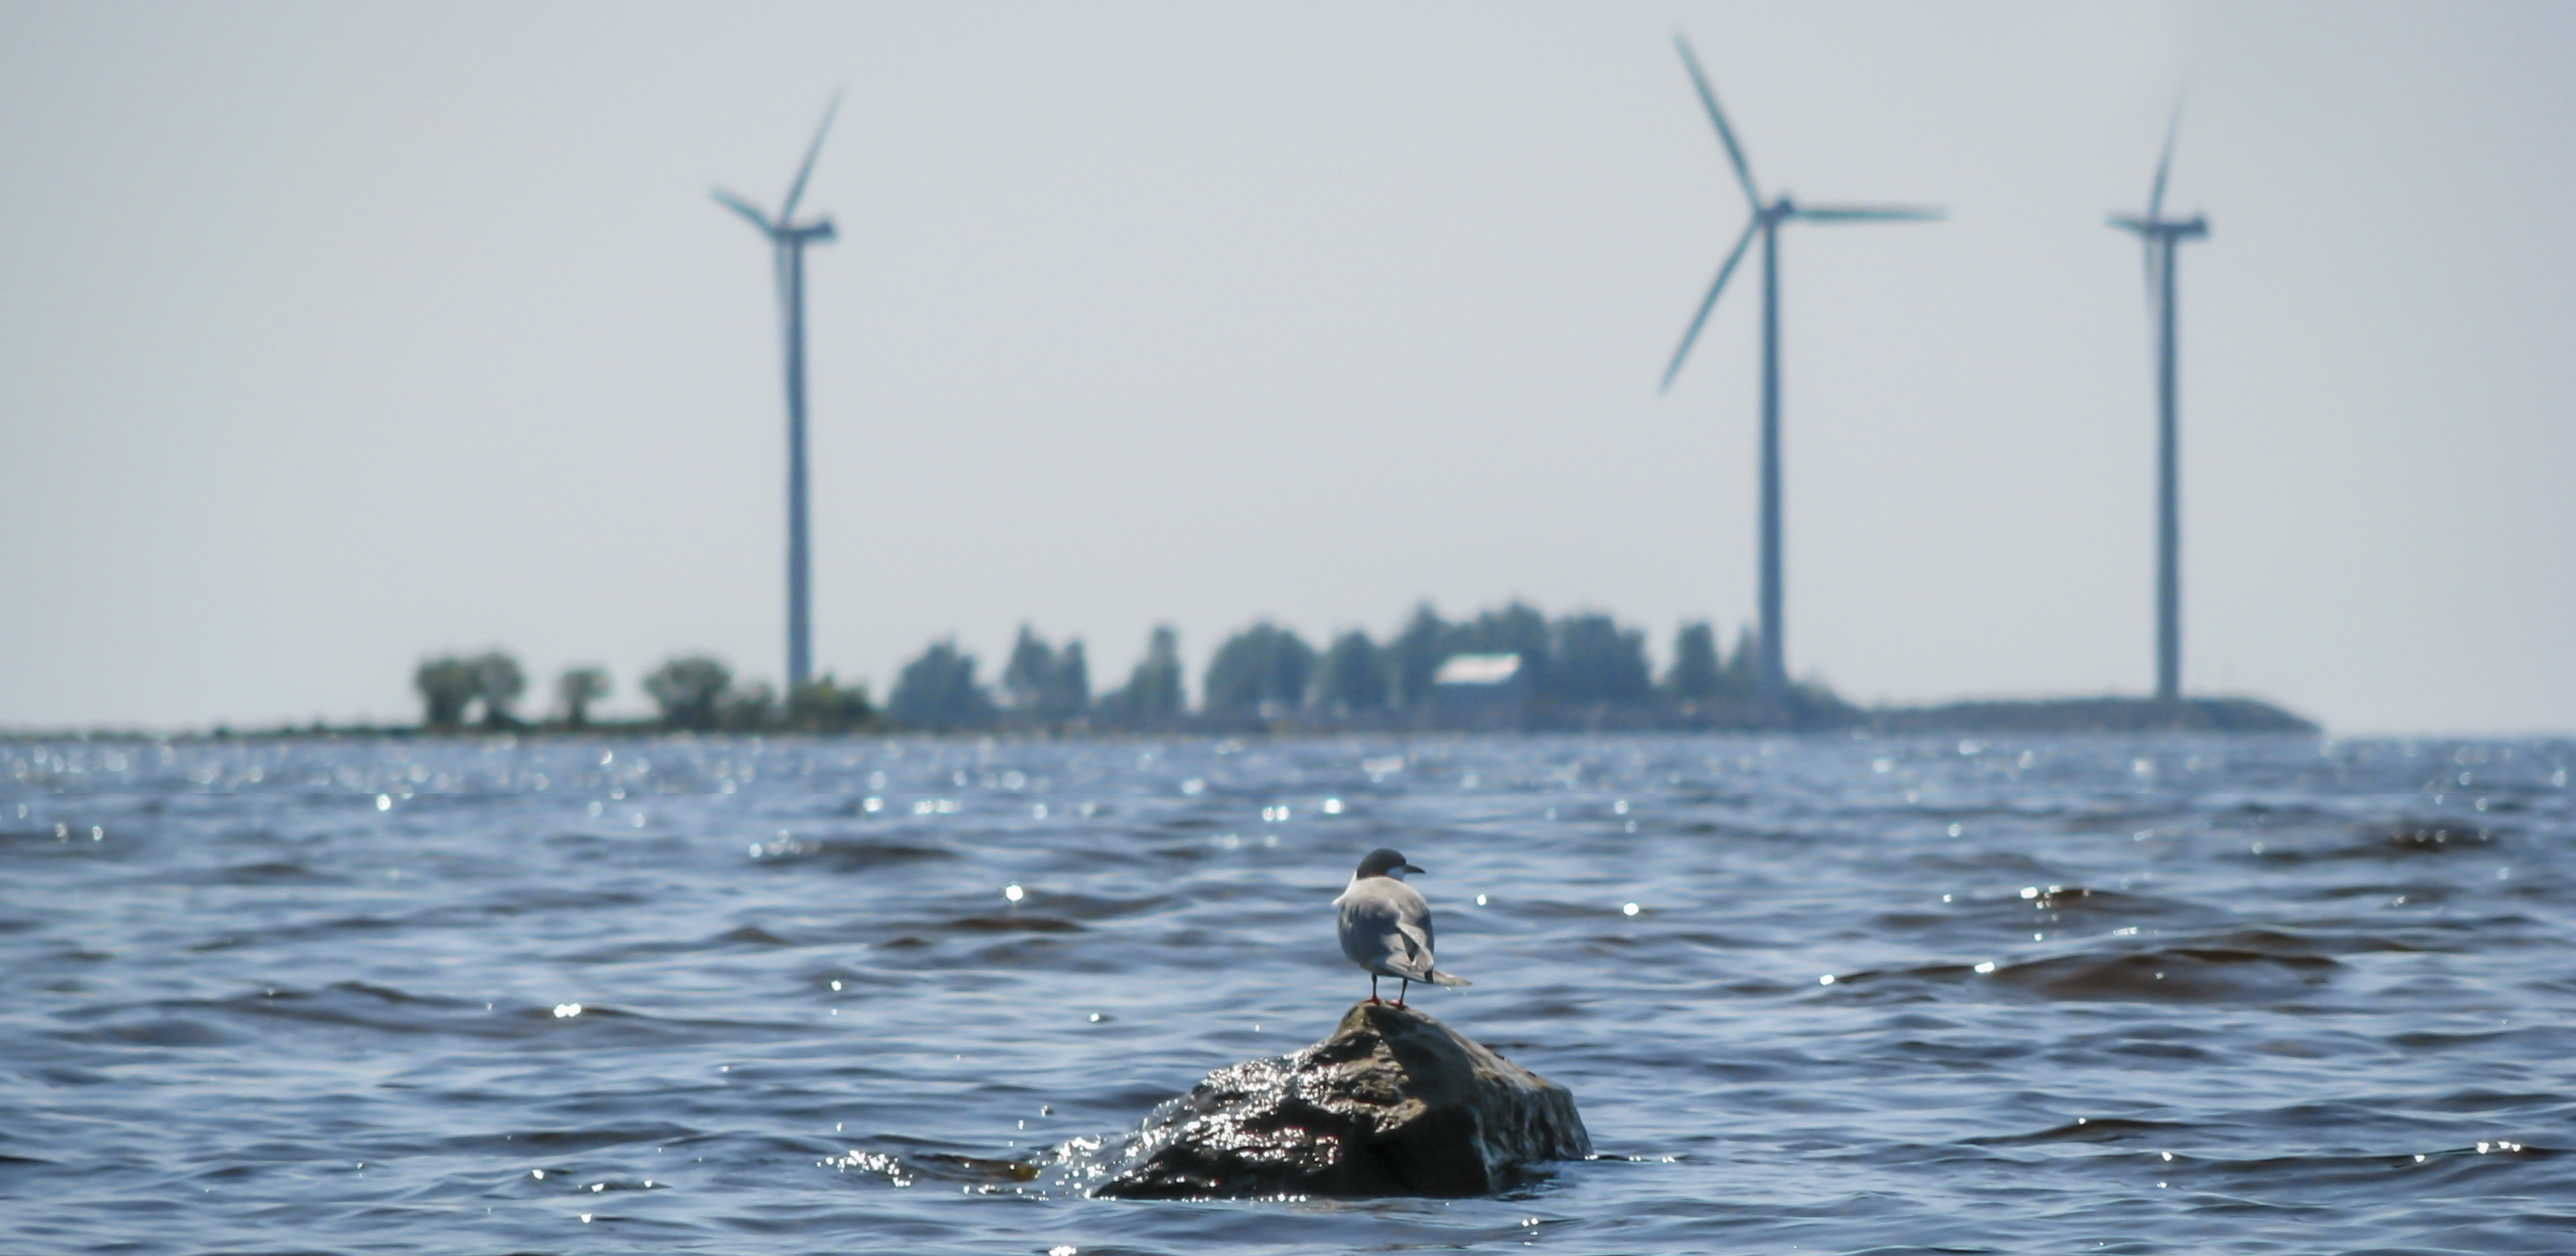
[645, 654, 733, 731]
[458, 650, 524, 729]
[786, 674, 874, 733]
[1547, 613, 1652, 705]
[1726, 626, 1760, 693]
[1387, 603, 1449, 710]
[1314, 630, 1389, 713]
[1664, 622, 1723, 702]
[557, 665, 610, 728]
[1000, 626, 1090, 719]
[888, 638, 996, 729]
[413, 655, 481, 729]
[1001, 625, 1057, 712]
[1098, 625, 1184, 725]
[721, 679, 779, 731]
[1203, 622, 1317, 715]
[1049, 640, 1091, 717]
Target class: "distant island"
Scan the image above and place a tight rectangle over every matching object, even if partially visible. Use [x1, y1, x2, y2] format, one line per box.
[5, 598, 2310, 741]
[1863, 695, 2316, 735]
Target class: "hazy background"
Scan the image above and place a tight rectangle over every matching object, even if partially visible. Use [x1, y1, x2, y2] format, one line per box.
[3, 1, 2570, 736]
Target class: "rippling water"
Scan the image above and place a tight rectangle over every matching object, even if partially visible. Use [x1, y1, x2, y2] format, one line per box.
[5, 733, 2573, 1254]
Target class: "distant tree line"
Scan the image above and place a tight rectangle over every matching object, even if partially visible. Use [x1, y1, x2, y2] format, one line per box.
[411, 651, 872, 733]
[878, 602, 1845, 732]
[410, 601, 1843, 736]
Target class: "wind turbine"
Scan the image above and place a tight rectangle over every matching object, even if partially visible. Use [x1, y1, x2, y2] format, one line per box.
[2107, 111, 2207, 704]
[714, 93, 841, 693]
[1660, 35, 1942, 707]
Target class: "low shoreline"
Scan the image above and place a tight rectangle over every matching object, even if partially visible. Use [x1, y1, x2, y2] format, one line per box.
[2, 694, 2320, 740]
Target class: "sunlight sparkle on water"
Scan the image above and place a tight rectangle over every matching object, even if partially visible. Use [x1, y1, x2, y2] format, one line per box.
[14, 734, 2569, 1252]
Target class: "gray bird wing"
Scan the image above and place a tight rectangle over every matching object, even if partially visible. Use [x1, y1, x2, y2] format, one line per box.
[1386, 881, 1470, 986]
[1338, 880, 1440, 980]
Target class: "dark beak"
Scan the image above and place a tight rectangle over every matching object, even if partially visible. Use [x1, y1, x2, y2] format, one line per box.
[1402, 862, 1426, 876]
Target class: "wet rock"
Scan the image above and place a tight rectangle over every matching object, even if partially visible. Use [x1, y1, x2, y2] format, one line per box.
[1093, 1001, 1589, 1199]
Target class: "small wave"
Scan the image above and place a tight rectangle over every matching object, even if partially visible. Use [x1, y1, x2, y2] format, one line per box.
[440, 1123, 699, 1154]
[1011, 891, 1175, 923]
[2161, 1141, 2555, 1190]
[1823, 930, 2345, 1004]
[945, 915, 1083, 934]
[746, 837, 954, 871]
[818, 1143, 1040, 1192]
[1990, 946, 2337, 1002]
[566, 923, 811, 963]
[2252, 819, 2514, 864]
[476, 887, 650, 917]
[1974, 1115, 2190, 1145]
[2197, 926, 2431, 956]
[183, 912, 415, 952]
[54, 1014, 243, 1048]
[2372, 818, 2510, 853]
[165, 860, 348, 886]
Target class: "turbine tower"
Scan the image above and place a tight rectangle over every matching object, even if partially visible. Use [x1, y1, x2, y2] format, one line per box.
[1660, 35, 1942, 707]
[714, 93, 841, 692]
[2108, 113, 2207, 704]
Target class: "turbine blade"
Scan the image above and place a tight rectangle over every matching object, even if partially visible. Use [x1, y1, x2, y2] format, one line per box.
[713, 187, 777, 234]
[1661, 220, 1760, 394]
[1791, 205, 1945, 222]
[1674, 34, 1761, 211]
[780, 89, 845, 223]
[2147, 101, 2180, 221]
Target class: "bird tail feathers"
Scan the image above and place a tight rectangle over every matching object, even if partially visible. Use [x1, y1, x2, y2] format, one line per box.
[1427, 969, 1471, 988]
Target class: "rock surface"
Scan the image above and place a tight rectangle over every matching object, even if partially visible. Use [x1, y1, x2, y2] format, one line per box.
[1092, 1001, 1590, 1198]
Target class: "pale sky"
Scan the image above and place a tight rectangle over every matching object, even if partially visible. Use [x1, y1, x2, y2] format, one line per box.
[3, 2, 2570, 736]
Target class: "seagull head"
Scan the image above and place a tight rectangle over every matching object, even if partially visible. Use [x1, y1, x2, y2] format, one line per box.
[1354, 848, 1424, 880]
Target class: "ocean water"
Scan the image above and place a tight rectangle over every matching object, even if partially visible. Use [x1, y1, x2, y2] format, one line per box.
[3, 733, 2572, 1254]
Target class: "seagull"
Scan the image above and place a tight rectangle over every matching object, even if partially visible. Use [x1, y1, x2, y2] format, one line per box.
[1334, 847, 1471, 1008]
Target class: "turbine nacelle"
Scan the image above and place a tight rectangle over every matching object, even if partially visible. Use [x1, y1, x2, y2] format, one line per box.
[712, 188, 839, 243]
[714, 90, 845, 244]
[1660, 38, 1944, 394]
[2108, 213, 2209, 239]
